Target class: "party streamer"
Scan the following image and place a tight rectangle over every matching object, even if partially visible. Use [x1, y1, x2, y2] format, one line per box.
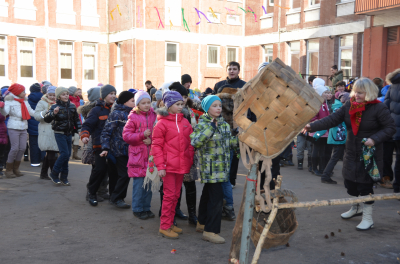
[275, 4, 290, 9]
[225, 7, 234, 15]
[168, 8, 173, 29]
[299, 73, 303, 78]
[182, 8, 190, 32]
[238, 6, 248, 13]
[209, 7, 218, 20]
[117, 4, 122, 16]
[154, 7, 164, 28]
[110, 7, 116, 20]
[248, 6, 256, 22]
[194, 8, 212, 25]
[170, 20, 173, 30]
[262, 5, 267, 14]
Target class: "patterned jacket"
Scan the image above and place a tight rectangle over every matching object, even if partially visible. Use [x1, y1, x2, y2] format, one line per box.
[190, 113, 239, 184]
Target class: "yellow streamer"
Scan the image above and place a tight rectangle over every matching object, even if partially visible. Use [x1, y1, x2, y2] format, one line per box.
[117, 4, 122, 16]
[170, 20, 173, 30]
[209, 7, 218, 20]
[110, 8, 116, 20]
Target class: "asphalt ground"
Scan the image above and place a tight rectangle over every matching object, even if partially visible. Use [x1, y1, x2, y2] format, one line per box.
[0, 149, 399, 264]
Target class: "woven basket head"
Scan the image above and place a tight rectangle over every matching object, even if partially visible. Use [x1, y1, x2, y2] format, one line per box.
[233, 58, 323, 158]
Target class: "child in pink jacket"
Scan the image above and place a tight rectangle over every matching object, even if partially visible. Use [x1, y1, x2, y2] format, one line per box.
[122, 91, 157, 220]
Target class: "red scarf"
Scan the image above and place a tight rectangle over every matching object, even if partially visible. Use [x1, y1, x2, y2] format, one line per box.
[349, 97, 380, 135]
[13, 98, 31, 120]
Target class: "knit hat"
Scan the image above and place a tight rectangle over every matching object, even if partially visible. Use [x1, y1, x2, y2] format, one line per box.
[339, 92, 350, 103]
[56, 87, 69, 98]
[118, 91, 136, 105]
[169, 82, 188, 97]
[312, 78, 325, 89]
[150, 87, 157, 98]
[42, 80, 52, 86]
[335, 91, 341, 99]
[201, 95, 221, 113]
[134, 90, 151, 106]
[205, 87, 213, 95]
[68, 86, 78, 96]
[100, 84, 117, 99]
[258, 62, 269, 72]
[161, 81, 174, 94]
[162, 91, 183, 109]
[97, 83, 104, 86]
[315, 85, 328, 96]
[9, 83, 25, 96]
[181, 74, 192, 85]
[128, 88, 137, 94]
[88, 87, 101, 102]
[1, 86, 9, 96]
[41, 84, 50, 94]
[30, 83, 41, 93]
[47, 86, 56, 94]
[155, 90, 163, 100]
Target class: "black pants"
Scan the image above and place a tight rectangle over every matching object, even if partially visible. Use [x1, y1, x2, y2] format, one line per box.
[198, 182, 223, 234]
[344, 179, 374, 204]
[29, 135, 45, 164]
[230, 152, 239, 186]
[260, 156, 281, 191]
[322, 145, 345, 180]
[312, 138, 331, 172]
[383, 140, 394, 181]
[87, 150, 117, 195]
[393, 140, 400, 193]
[0, 143, 6, 167]
[110, 156, 131, 202]
[41, 151, 58, 176]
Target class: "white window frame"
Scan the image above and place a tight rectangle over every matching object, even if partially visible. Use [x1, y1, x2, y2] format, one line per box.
[0, 35, 7, 80]
[116, 42, 123, 66]
[338, 35, 353, 81]
[288, 41, 300, 71]
[288, 0, 301, 11]
[165, 42, 180, 66]
[207, 12, 221, 24]
[309, 0, 320, 8]
[227, 47, 238, 63]
[263, 44, 273, 63]
[207, 45, 220, 67]
[268, 0, 274, 7]
[306, 39, 319, 76]
[58, 40, 74, 80]
[82, 42, 97, 82]
[227, 14, 241, 26]
[17, 37, 35, 80]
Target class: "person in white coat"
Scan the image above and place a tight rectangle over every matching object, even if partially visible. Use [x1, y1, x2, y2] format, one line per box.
[0, 83, 35, 178]
[34, 86, 59, 180]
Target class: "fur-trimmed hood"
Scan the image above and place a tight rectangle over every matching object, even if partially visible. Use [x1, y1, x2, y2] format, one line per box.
[5, 93, 27, 102]
[386, 68, 400, 85]
[78, 101, 97, 118]
[216, 87, 238, 100]
[155, 106, 189, 117]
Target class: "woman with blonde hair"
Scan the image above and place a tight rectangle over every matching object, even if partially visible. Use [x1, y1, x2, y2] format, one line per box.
[303, 77, 395, 231]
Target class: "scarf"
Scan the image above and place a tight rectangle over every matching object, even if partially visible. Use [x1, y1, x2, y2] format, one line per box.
[349, 97, 380, 135]
[13, 98, 31, 120]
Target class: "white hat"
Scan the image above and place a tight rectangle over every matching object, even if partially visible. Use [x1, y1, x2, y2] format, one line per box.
[312, 78, 325, 89]
[160, 81, 174, 94]
[315, 85, 329, 96]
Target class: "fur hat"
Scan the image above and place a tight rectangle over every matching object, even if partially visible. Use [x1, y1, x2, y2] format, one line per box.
[169, 82, 188, 97]
[56, 87, 69, 98]
[68, 86, 78, 96]
[100, 84, 117, 99]
[162, 91, 183, 109]
[118, 91, 135, 105]
[181, 74, 192, 85]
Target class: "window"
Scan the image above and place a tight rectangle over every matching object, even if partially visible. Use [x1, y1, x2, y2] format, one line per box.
[290, 0, 301, 9]
[269, 0, 274, 7]
[0, 36, 5, 77]
[227, 47, 238, 63]
[288, 41, 300, 73]
[227, 15, 241, 25]
[117, 42, 123, 64]
[306, 39, 319, 76]
[263, 45, 273, 63]
[207, 12, 221, 23]
[83, 43, 96, 81]
[339, 35, 353, 80]
[166, 43, 178, 63]
[165, 0, 181, 26]
[18, 38, 34, 78]
[388, 27, 399, 43]
[309, 0, 320, 6]
[59, 41, 73, 80]
[207, 45, 220, 65]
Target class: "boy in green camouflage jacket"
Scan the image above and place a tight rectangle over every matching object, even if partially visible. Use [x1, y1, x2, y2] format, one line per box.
[190, 95, 238, 244]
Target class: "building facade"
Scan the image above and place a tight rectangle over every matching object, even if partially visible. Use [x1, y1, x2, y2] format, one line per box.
[0, 0, 399, 94]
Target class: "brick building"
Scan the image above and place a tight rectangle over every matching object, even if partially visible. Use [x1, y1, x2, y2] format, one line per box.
[0, 0, 399, 94]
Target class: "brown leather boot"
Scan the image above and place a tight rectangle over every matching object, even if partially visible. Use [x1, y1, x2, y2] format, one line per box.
[13, 160, 24, 177]
[159, 228, 179, 239]
[5, 163, 16, 178]
[72, 145, 81, 160]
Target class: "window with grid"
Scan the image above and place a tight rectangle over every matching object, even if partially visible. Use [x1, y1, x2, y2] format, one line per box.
[166, 43, 178, 63]
[0, 36, 5, 77]
[307, 39, 319, 76]
[227, 47, 238, 63]
[288, 41, 300, 73]
[264, 45, 273, 63]
[59, 41, 73, 79]
[388, 27, 398, 43]
[18, 38, 34, 78]
[83, 43, 96, 81]
[339, 35, 353, 79]
[208, 46, 219, 65]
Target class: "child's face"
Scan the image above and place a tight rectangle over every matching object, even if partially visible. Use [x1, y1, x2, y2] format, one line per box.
[326, 93, 332, 100]
[182, 95, 188, 105]
[74, 90, 82, 97]
[104, 92, 116, 104]
[208, 100, 222, 118]
[18, 91, 26, 98]
[168, 101, 184, 114]
[138, 98, 151, 112]
[337, 85, 345, 93]
[124, 97, 135, 108]
[321, 91, 330, 100]
[47, 93, 56, 101]
[59, 92, 69, 102]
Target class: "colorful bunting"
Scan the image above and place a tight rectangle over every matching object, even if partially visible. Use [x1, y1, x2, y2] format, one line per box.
[248, 6, 256, 22]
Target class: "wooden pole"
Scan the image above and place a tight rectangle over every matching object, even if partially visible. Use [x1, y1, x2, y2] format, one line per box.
[251, 176, 282, 264]
[277, 193, 400, 209]
[239, 163, 258, 264]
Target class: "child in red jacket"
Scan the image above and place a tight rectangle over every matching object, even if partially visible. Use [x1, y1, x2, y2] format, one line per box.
[152, 91, 194, 239]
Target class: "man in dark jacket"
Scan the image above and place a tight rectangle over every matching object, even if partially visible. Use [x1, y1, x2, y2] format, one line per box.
[329, 65, 343, 88]
[81, 84, 118, 206]
[213, 61, 246, 221]
[384, 68, 400, 194]
[27, 83, 44, 167]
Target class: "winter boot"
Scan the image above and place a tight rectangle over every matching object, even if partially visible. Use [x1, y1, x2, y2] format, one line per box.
[49, 171, 61, 185]
[196, 222, 205, 233]
[13, 160, 24, 176]
[297, 159, 303, 170]
[40, 156, 51, 180]
[222, 205, 236, 221]
[5, 163, 16, 178]
[175, 188, 188, 220]
[186, 182, 198, 225]
[356, 203, 374, 231]
[286, 156, 295, 166]
[171, 225, 183, 234]
[341, 203, 363, 219]
[72, 145, 81, 160]
[159, 228, 179, 239]
[202, 231, 225, 244]
[307, 156, 312, 172]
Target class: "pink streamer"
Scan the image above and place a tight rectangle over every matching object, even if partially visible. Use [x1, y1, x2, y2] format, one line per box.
[194, 8, 213, 25]
[225, 7, 234, 15]
[154, 7, 164, 28]
[248, 6, 257, 22]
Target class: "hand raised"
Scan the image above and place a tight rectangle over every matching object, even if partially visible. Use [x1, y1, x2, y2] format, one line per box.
[54, 106, 60, 115]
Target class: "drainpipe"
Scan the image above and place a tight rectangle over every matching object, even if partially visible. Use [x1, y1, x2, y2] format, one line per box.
[106, 0, 110, 84]
[45, 0, 50, 82]
[277, 0, 281, 58]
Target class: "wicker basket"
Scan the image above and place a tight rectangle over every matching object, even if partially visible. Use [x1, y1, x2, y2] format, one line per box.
[233, 58, 323, 158]
[251, 197, 298, 249]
